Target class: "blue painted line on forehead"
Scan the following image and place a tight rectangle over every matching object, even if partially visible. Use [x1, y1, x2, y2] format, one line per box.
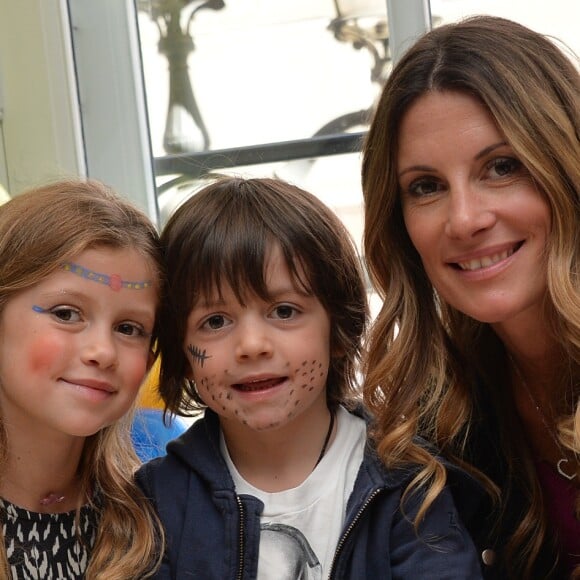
[62, 261, 152, 292]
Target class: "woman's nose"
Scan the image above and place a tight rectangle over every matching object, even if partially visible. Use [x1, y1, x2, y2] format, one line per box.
[444, 185, 496, 239]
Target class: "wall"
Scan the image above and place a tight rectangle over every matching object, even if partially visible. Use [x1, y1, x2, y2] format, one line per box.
[0, 0, 83, 195]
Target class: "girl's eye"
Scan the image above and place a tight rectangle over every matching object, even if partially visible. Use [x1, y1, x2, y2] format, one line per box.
[116, 322, 147, 338]
[271, 304, 297, 320]
[202, 314, 230, 331]
[487, 157, 523, 178]
[50, 306, 82, 323]
[406, 178, 444, 198]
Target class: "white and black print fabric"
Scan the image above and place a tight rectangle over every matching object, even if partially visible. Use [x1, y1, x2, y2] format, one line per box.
[0, 499, 99, 579]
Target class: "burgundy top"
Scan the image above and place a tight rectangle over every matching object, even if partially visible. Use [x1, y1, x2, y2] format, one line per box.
[535, 460, 580, 574]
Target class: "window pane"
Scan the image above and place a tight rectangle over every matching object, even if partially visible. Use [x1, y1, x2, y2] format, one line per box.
[137, 0, 389, 157]
[431, 0, 579, 57]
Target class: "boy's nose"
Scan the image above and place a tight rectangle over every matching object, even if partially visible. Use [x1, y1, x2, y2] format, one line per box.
[235, 320, 273, 362]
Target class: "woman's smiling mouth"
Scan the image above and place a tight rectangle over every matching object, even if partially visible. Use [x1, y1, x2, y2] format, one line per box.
[453, 242, 523, 271]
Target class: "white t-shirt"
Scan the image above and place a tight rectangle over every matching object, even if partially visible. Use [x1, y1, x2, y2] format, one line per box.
[222, 406, 366, 580]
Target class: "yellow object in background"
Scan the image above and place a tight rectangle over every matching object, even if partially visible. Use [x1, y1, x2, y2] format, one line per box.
[138, 357, 164, 410]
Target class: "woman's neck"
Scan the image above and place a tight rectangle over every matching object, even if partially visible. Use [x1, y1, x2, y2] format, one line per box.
[493, 311, 561, 398]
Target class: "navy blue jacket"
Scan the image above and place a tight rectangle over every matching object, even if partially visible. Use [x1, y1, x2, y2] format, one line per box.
[137, 408, 485, 579]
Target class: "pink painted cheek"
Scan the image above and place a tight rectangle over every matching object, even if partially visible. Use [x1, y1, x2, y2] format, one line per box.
[27, 336, 67, 373]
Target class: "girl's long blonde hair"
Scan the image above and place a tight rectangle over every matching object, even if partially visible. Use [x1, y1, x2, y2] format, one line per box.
[0, 179, 165, 578]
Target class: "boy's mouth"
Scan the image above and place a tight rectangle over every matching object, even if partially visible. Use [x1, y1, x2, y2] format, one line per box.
[233, 377, 286, 392]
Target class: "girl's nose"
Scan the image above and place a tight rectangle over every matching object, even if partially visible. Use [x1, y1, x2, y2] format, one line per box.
[80, 326, 118, 368]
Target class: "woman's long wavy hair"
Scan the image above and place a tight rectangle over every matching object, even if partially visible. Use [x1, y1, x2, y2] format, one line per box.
[0, 179, 165, 579]
[362, 15, 579, 578]
[157, 176, 368, 416]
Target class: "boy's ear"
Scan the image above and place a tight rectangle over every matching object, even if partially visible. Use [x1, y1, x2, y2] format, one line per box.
[182, 348, 194, 379]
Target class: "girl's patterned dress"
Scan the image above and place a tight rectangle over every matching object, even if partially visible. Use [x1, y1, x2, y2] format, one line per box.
[0, 498, 99, 579]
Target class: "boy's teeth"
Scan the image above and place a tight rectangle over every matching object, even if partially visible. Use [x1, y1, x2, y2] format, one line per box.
[458, 248, 513, 271]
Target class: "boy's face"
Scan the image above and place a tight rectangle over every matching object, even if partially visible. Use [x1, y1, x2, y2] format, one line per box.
[183, 244, 331, 434]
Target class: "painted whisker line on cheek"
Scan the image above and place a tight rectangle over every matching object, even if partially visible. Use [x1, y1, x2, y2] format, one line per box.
[187, 344, 212, 367]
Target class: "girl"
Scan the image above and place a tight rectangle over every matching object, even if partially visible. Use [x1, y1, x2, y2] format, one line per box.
[0, 180, 164, 578]
[362, 15, 579, 579]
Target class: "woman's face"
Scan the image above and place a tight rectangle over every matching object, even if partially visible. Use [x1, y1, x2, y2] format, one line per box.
[398, 90, 550, 331]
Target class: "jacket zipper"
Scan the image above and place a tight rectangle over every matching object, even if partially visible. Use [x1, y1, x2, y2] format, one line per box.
[327, 489, 383, 579]
[236, 495, 245, 580]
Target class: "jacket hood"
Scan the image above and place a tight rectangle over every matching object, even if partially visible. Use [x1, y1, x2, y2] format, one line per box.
[166, 409, 236, 490]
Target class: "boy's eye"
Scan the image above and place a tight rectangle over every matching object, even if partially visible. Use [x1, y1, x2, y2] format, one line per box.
[202, 314, 229, 330]
[50, 306, 82, 323]
[271, 304, 297, 320]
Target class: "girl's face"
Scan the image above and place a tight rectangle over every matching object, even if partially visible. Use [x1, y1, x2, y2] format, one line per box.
[183, 244, 331, 437]
[398, 91, 551, 332]
[0, 247, 158, 440]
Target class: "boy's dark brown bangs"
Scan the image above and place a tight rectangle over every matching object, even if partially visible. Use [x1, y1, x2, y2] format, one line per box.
[194, 203, 313, 307]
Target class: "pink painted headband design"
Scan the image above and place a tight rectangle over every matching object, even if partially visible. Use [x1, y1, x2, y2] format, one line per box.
[62, 262, 152, 292]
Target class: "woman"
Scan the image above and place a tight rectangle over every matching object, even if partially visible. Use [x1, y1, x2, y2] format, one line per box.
[362, 15, 579, 579]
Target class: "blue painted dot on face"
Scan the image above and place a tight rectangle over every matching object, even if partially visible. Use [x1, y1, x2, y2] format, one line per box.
[32, 305, 46, 313]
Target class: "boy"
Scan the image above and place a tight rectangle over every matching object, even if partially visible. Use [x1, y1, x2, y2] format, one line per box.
[137, 176, 482, 579]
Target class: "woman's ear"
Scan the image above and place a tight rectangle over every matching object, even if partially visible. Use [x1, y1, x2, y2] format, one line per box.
[330, 337, 346, 359]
